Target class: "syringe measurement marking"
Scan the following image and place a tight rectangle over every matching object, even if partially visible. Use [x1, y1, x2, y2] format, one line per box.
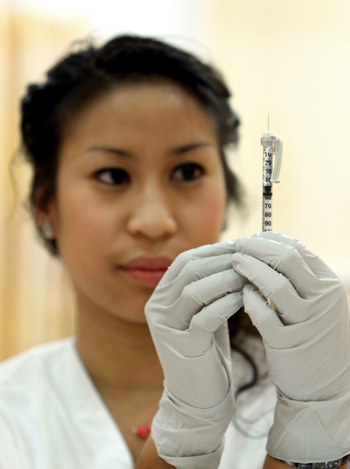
[263, 195, 272, 231]
[262, 147, 273, 231]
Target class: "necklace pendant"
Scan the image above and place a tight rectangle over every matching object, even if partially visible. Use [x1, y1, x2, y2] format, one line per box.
[132, 424, 151, 439]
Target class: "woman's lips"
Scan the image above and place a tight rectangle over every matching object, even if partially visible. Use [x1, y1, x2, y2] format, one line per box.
[118, 257, 172, 288]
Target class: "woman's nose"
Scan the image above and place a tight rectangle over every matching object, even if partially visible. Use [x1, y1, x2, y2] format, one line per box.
[126, 189, 177, 240]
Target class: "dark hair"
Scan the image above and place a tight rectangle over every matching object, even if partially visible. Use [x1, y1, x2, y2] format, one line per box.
[21, 34, 243, 255]
[20, 35, 257, 388]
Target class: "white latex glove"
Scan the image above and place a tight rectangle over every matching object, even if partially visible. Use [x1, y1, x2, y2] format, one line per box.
[231, 232, 350, 464]
[145, 241, 247, 469]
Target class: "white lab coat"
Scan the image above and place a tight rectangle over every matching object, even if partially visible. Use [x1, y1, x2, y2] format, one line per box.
[0, 337, 276, 469]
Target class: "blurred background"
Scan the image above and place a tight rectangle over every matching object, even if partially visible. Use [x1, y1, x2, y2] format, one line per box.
[1, 0, 350, 359]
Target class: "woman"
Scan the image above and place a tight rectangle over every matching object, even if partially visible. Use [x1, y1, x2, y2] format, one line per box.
[0, 35, 349, 469]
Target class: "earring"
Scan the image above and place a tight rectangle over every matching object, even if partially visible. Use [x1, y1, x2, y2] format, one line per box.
[221, 219, 228, 232]
[42, 222, 54, 240]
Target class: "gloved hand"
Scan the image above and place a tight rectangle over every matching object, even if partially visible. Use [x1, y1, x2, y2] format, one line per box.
[145, 241, 247, 469]
[231, 231, 350, 463]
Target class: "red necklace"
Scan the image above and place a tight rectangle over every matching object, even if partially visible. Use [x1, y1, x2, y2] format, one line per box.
[114, 410, 151, 440]
[131, 424, 152, 440]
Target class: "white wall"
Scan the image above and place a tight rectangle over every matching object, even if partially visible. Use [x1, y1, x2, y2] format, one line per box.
[9, 0, 203, 38]
[197, 0, 350, 289]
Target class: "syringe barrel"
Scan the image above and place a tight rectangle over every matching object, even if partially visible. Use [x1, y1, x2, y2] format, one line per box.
[261, 129, 282, 232]
[262, 145, 273, 231]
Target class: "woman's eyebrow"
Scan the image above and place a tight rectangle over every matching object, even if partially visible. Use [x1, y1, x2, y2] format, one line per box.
[85, 146, 134, 158]
[168, 142, 214, 155]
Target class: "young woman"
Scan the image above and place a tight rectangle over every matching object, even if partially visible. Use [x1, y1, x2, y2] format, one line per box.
[0, 35, 349, 469]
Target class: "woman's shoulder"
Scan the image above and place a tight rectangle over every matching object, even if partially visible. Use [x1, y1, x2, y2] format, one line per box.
[0, 337, 77, 392]
[0, 338, 133, 466]
[0, 337, 81, 462]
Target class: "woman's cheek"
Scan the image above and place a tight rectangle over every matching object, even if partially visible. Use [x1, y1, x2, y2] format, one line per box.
[185, 192, 226, 244]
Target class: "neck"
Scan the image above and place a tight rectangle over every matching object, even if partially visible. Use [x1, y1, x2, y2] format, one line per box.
[74, 297, 164, 461]
[75, 300, 164, 397]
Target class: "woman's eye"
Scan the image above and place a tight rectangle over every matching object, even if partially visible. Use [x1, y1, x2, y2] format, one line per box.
[95, 168, 130, 186]
[171, 163, 205, 182]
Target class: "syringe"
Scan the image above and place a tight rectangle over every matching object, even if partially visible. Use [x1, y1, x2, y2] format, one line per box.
[261, 129, 283, 232]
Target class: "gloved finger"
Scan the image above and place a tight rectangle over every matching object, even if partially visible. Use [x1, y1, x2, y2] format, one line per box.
[161, 293, 242, 358]
[155, 253, 244, 304]
[235, 236, 325, 299]
[189, 291, 243, 334]
[250, 232, 339, 281]
[159, 269, 246, 330]
[231, 253, 311, 324]
[242, 284, 287, 346]
[157, 240, 237, 287]
[213, 321, 231, 363]
[242, 284, 336, 350]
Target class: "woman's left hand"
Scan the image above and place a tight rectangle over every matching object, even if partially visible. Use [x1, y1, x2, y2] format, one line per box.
[231, 232, 350, 464]
[145, 241, 246, 469]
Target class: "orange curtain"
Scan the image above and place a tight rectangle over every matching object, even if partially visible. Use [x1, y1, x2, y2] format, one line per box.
[0, 2, 89, 360]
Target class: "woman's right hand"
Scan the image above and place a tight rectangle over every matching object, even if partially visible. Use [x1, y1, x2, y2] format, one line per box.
[231, 232, 350, 464]
[145, 241, 246, 469]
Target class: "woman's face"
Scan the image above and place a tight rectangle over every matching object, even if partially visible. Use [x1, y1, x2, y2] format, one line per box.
[48, 80, 227, 324]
